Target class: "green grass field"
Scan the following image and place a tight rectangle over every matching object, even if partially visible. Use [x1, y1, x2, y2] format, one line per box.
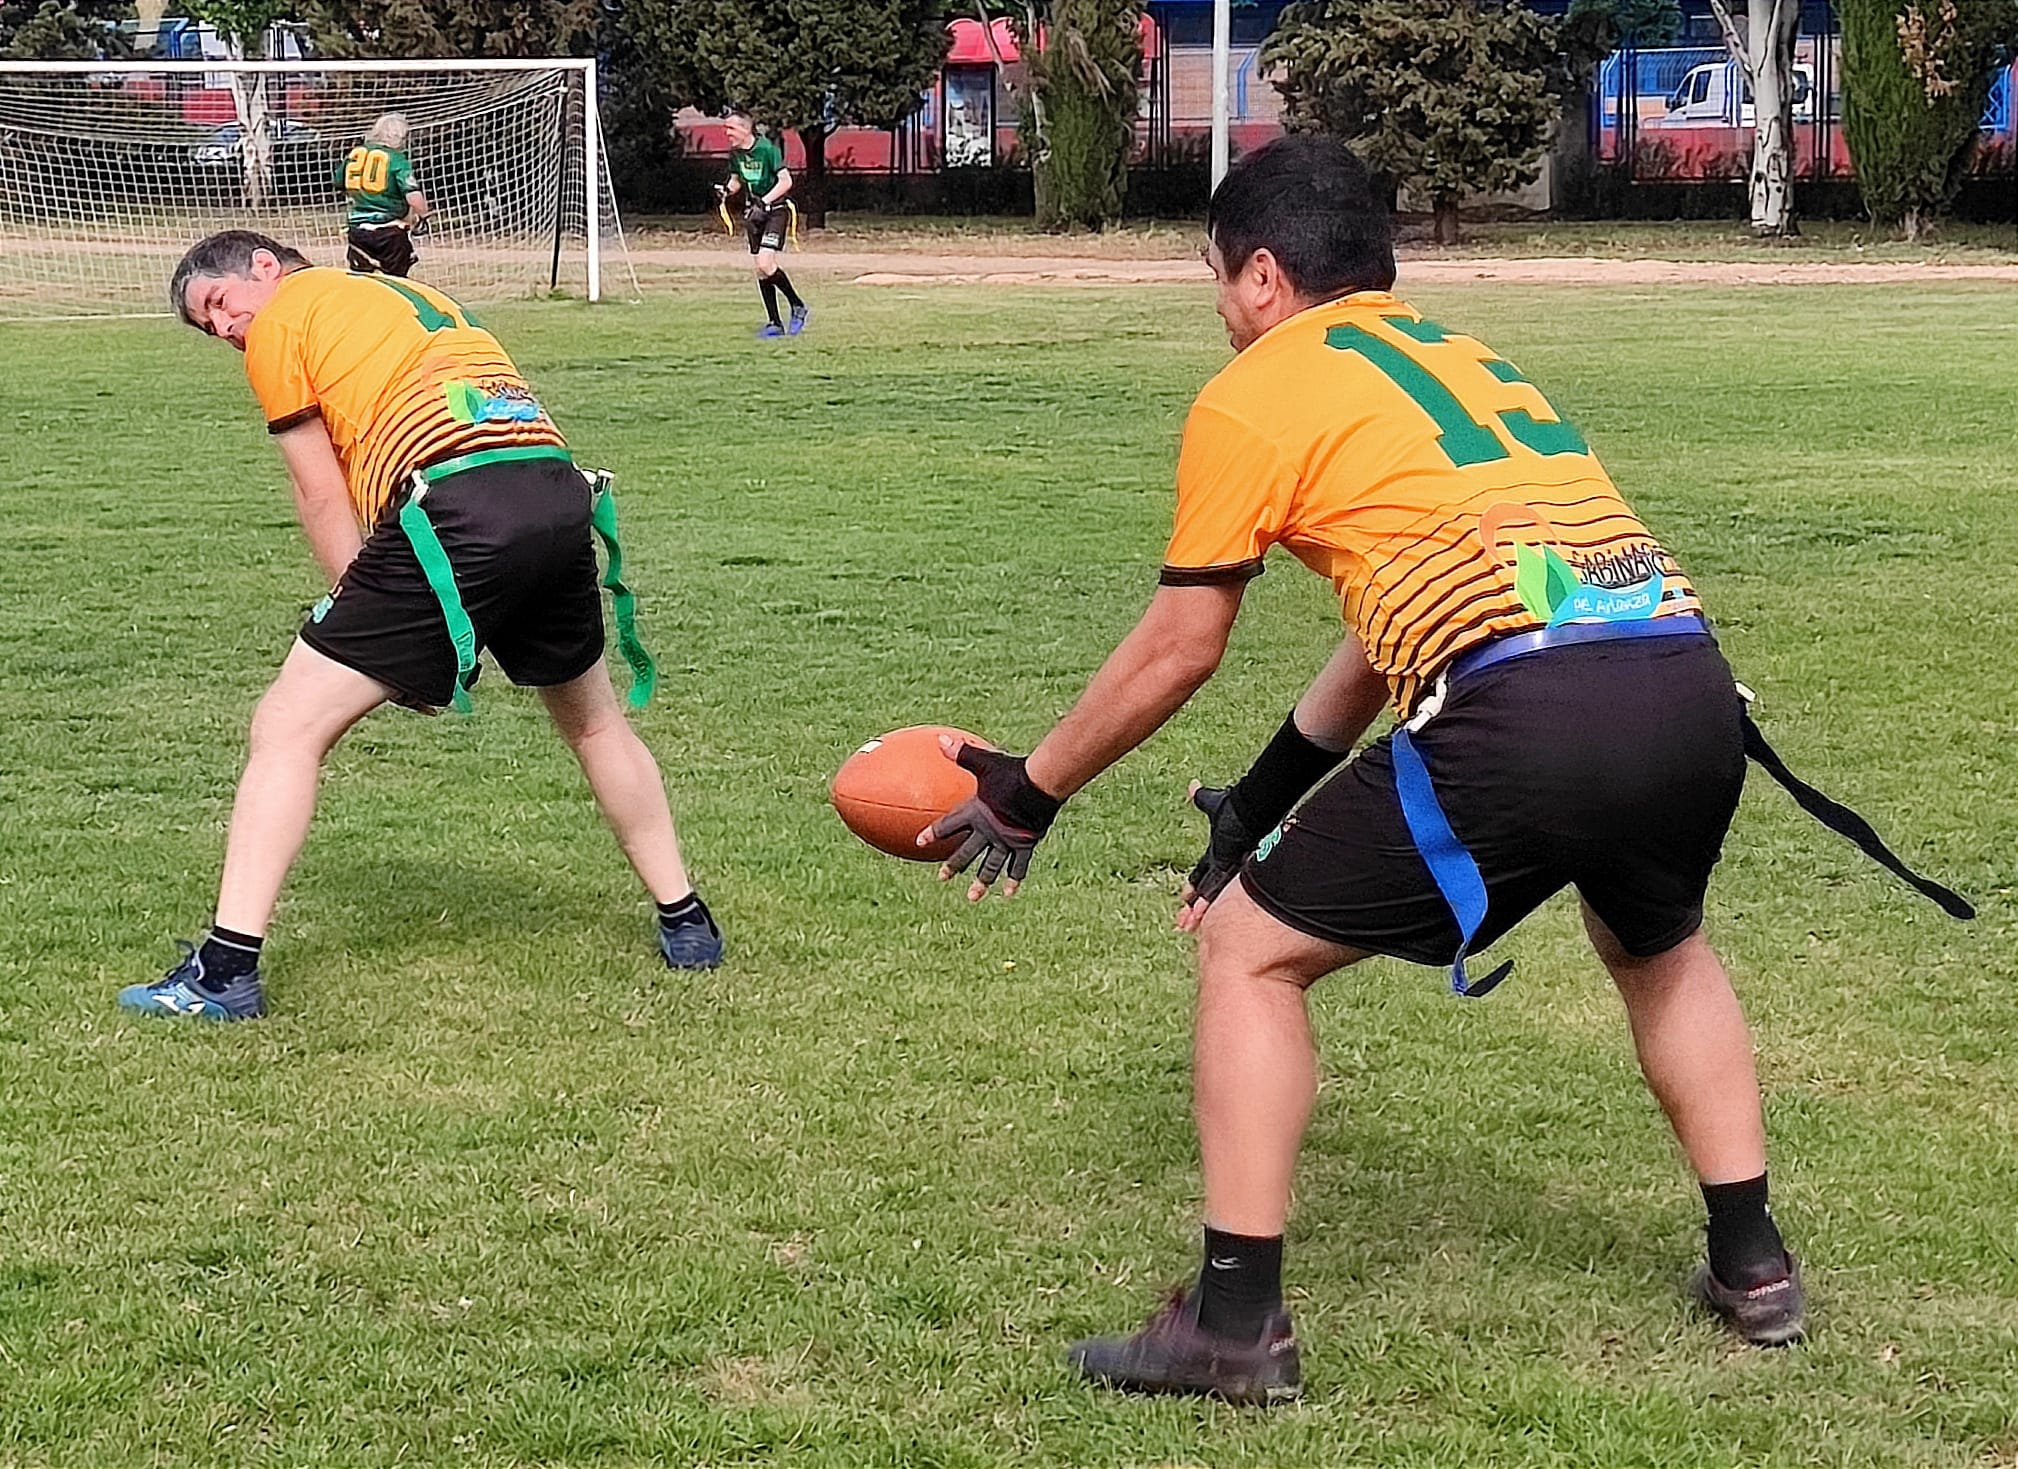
[1, 276, 2013, 1467]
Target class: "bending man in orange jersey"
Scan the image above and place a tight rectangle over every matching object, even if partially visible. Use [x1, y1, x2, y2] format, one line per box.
[123, 230, 723, 1022]
[922, 136, 1814, 1401]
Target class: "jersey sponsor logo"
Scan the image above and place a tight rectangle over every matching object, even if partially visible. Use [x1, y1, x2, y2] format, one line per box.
[445, 377, 544, 425]
[1481, 501, 1681, 629]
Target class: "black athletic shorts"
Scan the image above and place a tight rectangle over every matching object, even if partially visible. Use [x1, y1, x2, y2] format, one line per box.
[347, 222, 416, 277]
[1239, 633, 1747, 963]
[744, 204, 788, 254]
[299, 456, 605, 709]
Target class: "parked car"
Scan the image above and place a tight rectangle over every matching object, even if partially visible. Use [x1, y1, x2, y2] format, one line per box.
[187, 118, 321, 166]
[1656, 61, 1816, 126]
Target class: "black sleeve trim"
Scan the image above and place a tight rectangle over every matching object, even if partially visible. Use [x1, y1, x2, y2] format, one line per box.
[1159, 557, 1265, 588]
[267, 406, 322, 435]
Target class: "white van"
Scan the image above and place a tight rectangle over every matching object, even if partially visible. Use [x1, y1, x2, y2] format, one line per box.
[1658, 60, 1816, 125]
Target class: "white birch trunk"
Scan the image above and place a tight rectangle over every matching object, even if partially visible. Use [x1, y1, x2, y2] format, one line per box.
[1746, 0, 1799, 235]
[224, 32, 273, 210]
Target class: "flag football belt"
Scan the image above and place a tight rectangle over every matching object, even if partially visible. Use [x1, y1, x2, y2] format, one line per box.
[722, 199, 797, 245]
[1390, 613, 1973, 1002]
[396, 445, 659, 714]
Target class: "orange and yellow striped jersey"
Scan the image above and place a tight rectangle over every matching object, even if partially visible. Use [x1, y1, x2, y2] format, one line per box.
[1162, 291, 1699, 713]
[243, 267, 566, 527]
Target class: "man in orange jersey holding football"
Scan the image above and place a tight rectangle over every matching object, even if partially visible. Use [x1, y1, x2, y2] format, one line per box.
[923, 136, 1829, 1400]
[121, 231, 722, 1022]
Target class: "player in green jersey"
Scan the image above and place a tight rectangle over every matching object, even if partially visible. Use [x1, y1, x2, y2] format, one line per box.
[340, 113, 429, 278]
[718, 110, 809, 338]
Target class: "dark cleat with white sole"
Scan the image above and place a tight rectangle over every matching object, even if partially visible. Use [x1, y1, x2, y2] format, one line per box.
[1691, 1252, 1806, 1346]
[1068, 1289, 1301, 1406]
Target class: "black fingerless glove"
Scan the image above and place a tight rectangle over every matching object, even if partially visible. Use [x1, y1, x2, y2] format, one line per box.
[934, 746, 1064, 889]
[1186, 712, 1345, 905]
[968, 748, 1062, 835]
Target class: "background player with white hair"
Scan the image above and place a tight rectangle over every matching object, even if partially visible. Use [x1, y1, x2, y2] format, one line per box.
[342, 111, 429, 277]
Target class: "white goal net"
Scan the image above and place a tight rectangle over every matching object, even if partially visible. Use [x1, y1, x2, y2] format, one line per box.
[0, 58, 639, 320]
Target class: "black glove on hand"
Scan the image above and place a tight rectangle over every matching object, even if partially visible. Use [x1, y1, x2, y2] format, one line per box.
[744, 194, 770, 222]
[1184, 783, 1264, 906]
[1185, 711, 1345, 906]
[932, 745, 1063, 894]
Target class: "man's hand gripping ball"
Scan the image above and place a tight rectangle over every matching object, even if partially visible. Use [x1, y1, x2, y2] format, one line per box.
[918, 738, 1062, 901]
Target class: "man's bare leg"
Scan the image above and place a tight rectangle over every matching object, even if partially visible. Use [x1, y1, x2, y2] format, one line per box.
[1584, 907, 1766, 1187]
[1068, 879, 1357, 1399]
[539, 662, 692, 904]
[1586, 904, 1801, 1341]
[214, 638, 391, 934]
[1194, 880, 1365, 1237]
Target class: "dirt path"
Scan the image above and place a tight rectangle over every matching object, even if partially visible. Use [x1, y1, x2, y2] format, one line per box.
[628, 244, 2018, 287]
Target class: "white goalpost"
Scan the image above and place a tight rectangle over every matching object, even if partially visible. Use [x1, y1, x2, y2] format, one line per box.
[0, 57, 639, 320]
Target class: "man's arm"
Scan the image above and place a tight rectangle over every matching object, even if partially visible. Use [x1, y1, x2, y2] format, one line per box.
[274, 419, 361, 585]
[765, 165, 793, 205]
[1024, 582, 1245, 799]
[1290, 633, 1389, 751]
[921, 581, 1245, 899]
[402, 188, 429, 227]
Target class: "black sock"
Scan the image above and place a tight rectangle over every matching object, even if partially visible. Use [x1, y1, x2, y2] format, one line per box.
[772, 269, 804, 310]
[196, 925, 263, 992]
[1702, 1172, 1788, 1289]
[1194, 1224, 1284, 1342]
[759, 277, 780, 325]
[657, 893, 714, 931]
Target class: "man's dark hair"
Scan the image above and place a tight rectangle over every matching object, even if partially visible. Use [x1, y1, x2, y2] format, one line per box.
[1207, 135, 1396, 301]
[725, 107, 753, 124]
[168, 230, 312, 328]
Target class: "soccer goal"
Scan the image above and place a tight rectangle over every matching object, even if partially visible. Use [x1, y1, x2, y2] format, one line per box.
[0, 58, 639, 320]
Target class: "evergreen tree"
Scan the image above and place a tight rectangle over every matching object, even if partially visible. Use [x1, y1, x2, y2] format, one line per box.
[1842, 0, 2018, 238]
[2, 0, 131, 58]
[300, 0, 598, 58]
[620, 0, 953, 227]
[1563, 0, 1682, 49]
[1023, 0, 1139, 231]
[1266, 0, 1575, 244]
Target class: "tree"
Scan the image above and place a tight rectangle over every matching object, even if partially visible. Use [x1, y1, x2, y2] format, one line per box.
[300, 0, 597, 58]
[1022, 0, 1139, 231]
[1704, 0, 1800, 235]
[180, 1, 301, 205]
[1266, 0, 1574, 245]
[620, 0, 954, 228]
[181, 0, 292, 52]
[1842, 0, 2018, 239]
[2, 0, 131, 57]
[1563, 0, 1682, 50]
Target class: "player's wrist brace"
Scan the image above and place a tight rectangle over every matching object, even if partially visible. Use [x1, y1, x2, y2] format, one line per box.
[1226, 710, 1345, 832]
[971, 752, 1064, 836]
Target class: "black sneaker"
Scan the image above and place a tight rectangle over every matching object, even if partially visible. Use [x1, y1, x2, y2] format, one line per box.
[1067, 1289, 1301, 1406]
[1690, 1252, 1806, 1346]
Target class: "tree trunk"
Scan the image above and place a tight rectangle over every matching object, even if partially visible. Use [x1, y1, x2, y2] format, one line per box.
[1432, 195, 1461, 245]
[1746, 0, 1800, 236]
[226, 47, 272, 210]
[796, 122, 830, 229]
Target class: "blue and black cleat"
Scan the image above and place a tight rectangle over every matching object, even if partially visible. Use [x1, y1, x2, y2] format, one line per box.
[755, 320, 787, 339]
[787, 303, 811, 336]
[658, 911, 725, 970]
[119, 942, 267, 1022]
